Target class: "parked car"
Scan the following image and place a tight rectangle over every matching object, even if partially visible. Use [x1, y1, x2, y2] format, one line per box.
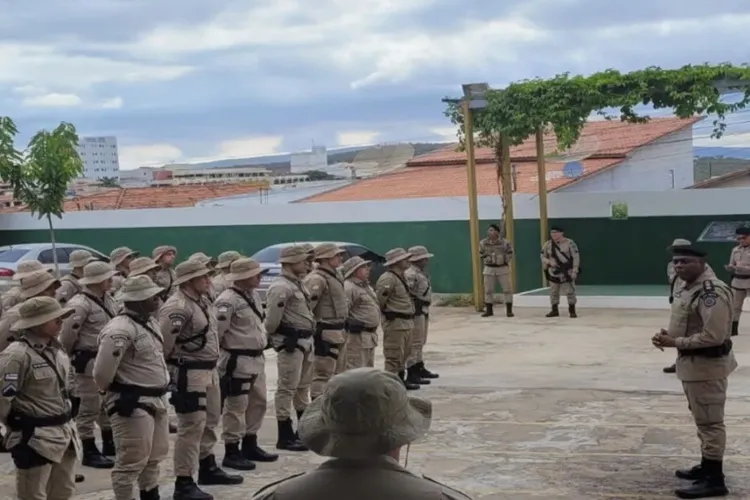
[251, 241, 386, 303]
[0, 243, 109, 293]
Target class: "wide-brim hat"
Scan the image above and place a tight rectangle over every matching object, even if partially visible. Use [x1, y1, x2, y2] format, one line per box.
[152, 245, 177, 262]
[227, 258, 268, 281]
[298, 368, 432, 459]
[174, 259, 212, 286]
[79, 262, 117, 285]
[129, 257, 160, 277]
[314, 243, 346, 261]
[13, 266, 52, 281]
[12, 300, 73, 330]
[279, 245, 310, 264]
[342, 257, 371, 279]
[20, 272, 60, 299]
[118, 275, 164, 302]
[667, 238, 691, 250]
[408, 246, 434, 262]
[69, 252, 97, 269]
[110, 247, 139, 266]
[216, 251, 241, 269]
[384, 248, 412, 267]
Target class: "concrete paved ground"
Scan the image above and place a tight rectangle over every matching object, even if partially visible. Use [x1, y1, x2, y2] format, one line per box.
[3, 306, 750, 499]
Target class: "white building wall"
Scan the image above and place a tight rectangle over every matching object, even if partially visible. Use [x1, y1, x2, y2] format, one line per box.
[290, 146, 328, 173]
[76, 136, 120, 180]
[557, 127, 694, 193]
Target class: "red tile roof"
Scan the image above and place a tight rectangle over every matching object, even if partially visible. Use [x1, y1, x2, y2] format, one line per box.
[301, 117, 700, 203]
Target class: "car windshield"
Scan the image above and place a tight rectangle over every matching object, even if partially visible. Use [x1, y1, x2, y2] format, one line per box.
[251, 246, 284, 263]
[0, 248, 29, 263]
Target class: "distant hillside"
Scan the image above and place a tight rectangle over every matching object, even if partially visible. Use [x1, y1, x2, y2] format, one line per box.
[694, 156, 750, 182]
[694, 147, 750, 159]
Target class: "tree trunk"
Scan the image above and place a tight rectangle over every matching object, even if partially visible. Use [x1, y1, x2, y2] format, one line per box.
[494, 136, 507, 237]
[47, 214, 60, 277]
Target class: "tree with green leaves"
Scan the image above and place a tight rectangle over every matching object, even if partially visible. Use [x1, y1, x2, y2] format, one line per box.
[99, 176, 120, 188]
[0, 117, 83, 276]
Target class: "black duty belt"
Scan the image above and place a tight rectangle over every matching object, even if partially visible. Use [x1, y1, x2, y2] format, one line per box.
[71, 349, 97, 374]
[383, 311, 414, 321]
[485, 264, 508, 268]
[316, 321, 345, 332]
[678, 339, 733, 358]
[6, 409, 71, 431]
[108, 380, 168, 397]
[167, 359, 217, 370]
[732, 274, 750, 280]
[277, 325, 314, 338]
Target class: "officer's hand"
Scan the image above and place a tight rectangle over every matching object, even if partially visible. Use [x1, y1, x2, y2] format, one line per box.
[725, 265, 735, 272]
[652, 332, 676, 348]
[571, 272, 578, 280]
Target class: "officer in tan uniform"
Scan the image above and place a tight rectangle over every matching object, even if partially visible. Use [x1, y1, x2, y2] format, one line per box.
[252, 368, 472, 500]
[264, 245, 314, 452]
[479, 223, 514, 317]
[541, 226, 580, 318]
[109, 247, 139, 295]
[215, 258, 278, 470]
[0, 269, 61, 353]
[212, 251, 241, 297]
[375, 248, 419, 391]
[153, 245, 177, 301]
[93, 276, 171, 500]
[405, 246, 438, 386]
[2, 260, 51, 312]
[159, 259, 242, 500]
[300, 243, 315, 274]
[59, 261, 118, 469]
[56, 250, 97, 305]
[725, 226, 750, 337]
[652, 245, 735, 499]
[305, 243, 348, 399]
[113, 257, 162, 308]
[0, 297, 81, 500]
[342, 257, 380, 370]
[190, 253, 219, 300]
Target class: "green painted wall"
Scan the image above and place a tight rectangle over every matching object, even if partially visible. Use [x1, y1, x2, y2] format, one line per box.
[0, 213, 744, 293]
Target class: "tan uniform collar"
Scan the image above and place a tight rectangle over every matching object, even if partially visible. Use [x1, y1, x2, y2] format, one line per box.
[21, 331, 58, 349]
[281, 269, 303, 283]
[318, 455, 406, 472]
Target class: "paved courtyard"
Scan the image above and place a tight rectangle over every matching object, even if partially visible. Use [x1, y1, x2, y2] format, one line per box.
[3, 306, 750, 499]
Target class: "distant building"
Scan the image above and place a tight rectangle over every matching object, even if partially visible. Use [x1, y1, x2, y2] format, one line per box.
[291, 145, 327, 173]
[687, 167, 750, 189]
[77, 136, 120, 180]
[120, 167, 155, 187]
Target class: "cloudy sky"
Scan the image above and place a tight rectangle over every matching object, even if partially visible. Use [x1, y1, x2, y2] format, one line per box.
[2, 0, 750, 169]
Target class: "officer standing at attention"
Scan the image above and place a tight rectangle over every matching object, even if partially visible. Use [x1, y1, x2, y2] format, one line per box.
[541, 226, 580, 318]
[725, 226, 750, 336]
[0, 297, 81, 500]
[305, 243, 348, 400]
[57, 250, 97, 305]
[212, 251, 242, 297]
[215, 258, 278, 470]
[93, 276, 171, 500]
[264, 245, 315, 452]
[301, 243, 315, 274]
[479, 224, 515, 317]
[1, 260, 51, 312]
[189, 253, 219, 301]
[375, 248, 419, 391]
[342, 257, 380, 370]
[159, 259, 243, 500]
[652, 245, 735, 499]
[153, 245, 177, 300]
[0, 269, 61, 353]
[109, 247, 139, 295]
[59, 261, 118, 469]
[405, 246, 439, 386]
[113, 257, 162, 309]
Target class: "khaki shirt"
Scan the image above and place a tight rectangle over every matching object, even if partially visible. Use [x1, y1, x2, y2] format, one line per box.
[305, 267, 348, 345]
[159, 289, 219, 363]
[1, 286, 22, 312]
[93, 313, 170, 413]
[0, 303, 23, 353]
[375, 269, 415, 330]
[405, 265, 432, 315]
[668, 272, 737, 382]
[728, 244, 750, 290]
[541, 238, 580, 282]
[59, 290, 118, 377]
[479, 237, 513, 276]
[211, 273, 232, 298]
[0, 332, 81, 463]
[111, 272, 127, 295]
[56, 274, 82, 305]
[264, 271, 315, 352]
[154, 268, 176, 298]
[345, 278, 380, 349]
[215, 287, 266, 379]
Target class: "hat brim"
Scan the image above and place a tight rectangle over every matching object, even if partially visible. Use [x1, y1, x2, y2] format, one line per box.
[71, 256, 97, 268]
[216, 260, 235, 270]
[384, 253, 412, 267]
[130, 263, 161, 276]
[227, 268, 268, 281]
[112, 251, 139, 266]
[279, 255, 309, 264]
[344, 260, 371, 279]
[79, 270, 117, 285]
[316, 249, 346, 260]
[119, 285, 164, 302]
[153, 248, 176, 261]
[173, 267, 212, 286]
[20, 278, 60, 299]
[13, 268, 53, 280]
[298, 392, 432, 459]
[409, 252, 434, 262]
[12, 306, 73, 330]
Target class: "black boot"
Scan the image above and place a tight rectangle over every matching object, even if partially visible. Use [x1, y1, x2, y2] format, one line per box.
[169, 422, 178, 434]
[221, 442, 256, 471]
[197, 454, 243, 486]
[481, 303, 494, 317]
[276, 418, 308, 451]
[675, 458, 728, 498]
[663, 364, 677, 373]
[731, 321, 739, 337]
[417, 361, 439, 379]
[0, 431, 6, 453]
[568, 305, 577, 318]
[140, 487, 160, 500]
[399, 370, 420, 390]
[241, 434, 279, 462]
[506, 303, 514, 317]
[81, 438, 114, 469]
[407, 365, 430, 385]
[75, 474, 85, 483]
[294, 409, 305, 442]
[546, 305, 559, 317]
[676, 457, 707, 481]
[173, 476, 212, 500]
[101, 428, 116, 457]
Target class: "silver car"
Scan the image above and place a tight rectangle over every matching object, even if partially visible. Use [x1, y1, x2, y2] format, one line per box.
[0, 243, 109, 293]
[251, 241, 386, 303]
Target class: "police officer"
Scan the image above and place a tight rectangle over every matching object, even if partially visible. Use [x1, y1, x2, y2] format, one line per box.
[652, 245, 735, 498]
[215, 258, 278, 470]
[110, 246, 139, 295]
[726, 226, 750, 336]
[300, 243, 315, 274]
[375, 248, 419, 390]
[0, 269, 61, 353]
[405, 246, 439, 385]
[159, 258, 242, 500]
[541, 226, 580, 318]
[305, 243, 348, 400]
[113, 257, 162, 309]
[59, 261, 118, 469]
[264, 245, 315, 452]
[93, 275, 171, 500]
[212, 251, 242, 297]
[0, 297, 81, 499]
[190, 253, 219, 300]
[479, 223, 514, 317]
[342, 257, 380, 370]
[153, 245, 177, 300]
[57, 249, 97, 305]
[1, 260, 51, 312]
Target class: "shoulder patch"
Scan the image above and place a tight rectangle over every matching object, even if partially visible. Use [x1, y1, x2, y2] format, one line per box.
[169, 313, 187, 333]
[702, 280, 715, 292]
[3, 373, 18, 381]
[252, 472, 306, 498]
[702, 294, 717, 308]
[2, 383, 17, 397]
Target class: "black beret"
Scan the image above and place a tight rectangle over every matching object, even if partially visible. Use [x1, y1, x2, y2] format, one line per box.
[672, 246, 707, 258]
[736, 227, 750, 236]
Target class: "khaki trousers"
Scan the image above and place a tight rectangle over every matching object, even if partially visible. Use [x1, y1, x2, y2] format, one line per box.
[732, 288, 748, 321]
[406, 314, 427, 368]
[311, 330, 347, 400]
[483, 271, 513, 304]
[173, 369, 220, 477]
[344, 333, 375, 370]
[75, 374, 110, 439]
[275, 349, 313, 420]
[16, 445, 77, 500]
[550, 281, 577, 306]
[110, 408, 170, 500]
[683, 378, 728, 461]
[382, 323, 411, 374]
[222, 371, 267, 443]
